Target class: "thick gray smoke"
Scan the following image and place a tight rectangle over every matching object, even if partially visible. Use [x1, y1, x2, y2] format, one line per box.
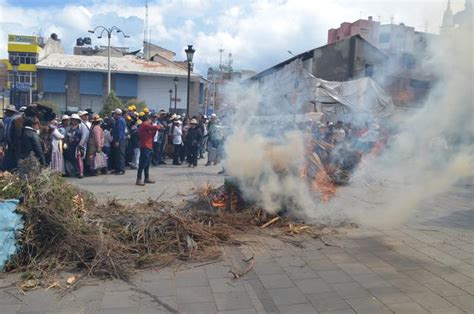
[221, 24, 473, 227]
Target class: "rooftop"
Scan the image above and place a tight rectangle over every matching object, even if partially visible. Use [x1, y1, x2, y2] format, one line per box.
[36, 53, 198, 78]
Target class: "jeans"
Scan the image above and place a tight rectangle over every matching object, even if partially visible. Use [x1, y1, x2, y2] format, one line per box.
[199, 136, 208, 157]
[158, 140, 166, 163]
[137, 148, 153, 180]
[131, 148, 140, 168]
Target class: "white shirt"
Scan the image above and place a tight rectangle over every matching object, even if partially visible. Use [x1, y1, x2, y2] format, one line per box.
[172, 126, 183, 145]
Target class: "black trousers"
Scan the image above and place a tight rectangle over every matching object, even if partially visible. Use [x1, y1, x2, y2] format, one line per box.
[187, 145, 199, 166]
[173, 144, 181, 164]
[113, 140, 127, 172]
[137, 148, 153, 180]
[152, 142, 159, 165]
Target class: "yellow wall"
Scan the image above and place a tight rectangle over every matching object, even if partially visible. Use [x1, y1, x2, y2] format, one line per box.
[8, 43, 42, 54]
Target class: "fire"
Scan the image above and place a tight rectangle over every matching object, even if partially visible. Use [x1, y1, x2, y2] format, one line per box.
[211, 199, 226, 208]
[312, 170, 337, 203]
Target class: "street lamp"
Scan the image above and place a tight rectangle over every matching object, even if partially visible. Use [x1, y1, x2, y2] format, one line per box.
[173, 76, 179, 112]
[185, 45, 195, 117]
[11, 57, 19, 108]
[168, 89, 173, 112]
[64, 80, 69, 113]
[88, 26, 129, 95]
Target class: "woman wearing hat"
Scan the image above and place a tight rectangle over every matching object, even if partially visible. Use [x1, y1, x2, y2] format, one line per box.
[49, 119, 65, 174]
[64, 114, 83, 178]
[87, 114, 105, 175]
[186, 118, 202, 167]
[172, 120, 183, 165]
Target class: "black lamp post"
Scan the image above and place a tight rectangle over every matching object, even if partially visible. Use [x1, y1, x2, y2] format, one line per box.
[168, 89, 173, 112]
[185, 45, 195, 117]
[64, 80, 69, 113]
[11, 58, 19, 108]
[173, 76, 179, 112]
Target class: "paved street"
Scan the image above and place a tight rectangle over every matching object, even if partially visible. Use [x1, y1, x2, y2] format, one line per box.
[0, 164, 473, 314]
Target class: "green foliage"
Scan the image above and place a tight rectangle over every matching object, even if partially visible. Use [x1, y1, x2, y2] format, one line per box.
[101, 91, 125, 117]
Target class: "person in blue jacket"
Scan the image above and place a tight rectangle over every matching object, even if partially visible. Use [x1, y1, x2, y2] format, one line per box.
[112, 108, 127, 175]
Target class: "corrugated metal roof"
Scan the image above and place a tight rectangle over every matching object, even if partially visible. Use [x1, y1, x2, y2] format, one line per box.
[36, 53, 198, 78]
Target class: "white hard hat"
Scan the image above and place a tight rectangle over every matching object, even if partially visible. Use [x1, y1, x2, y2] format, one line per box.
[70, 114, 81, 121]
[210, 113, 217, 118]
[114, 108, 123, 115]
[79, 111, 88, 116]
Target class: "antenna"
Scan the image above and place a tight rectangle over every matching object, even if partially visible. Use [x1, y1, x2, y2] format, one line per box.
[218, 48, 224, 70]
[228, 52, 233, 70]
[144, 0, 149, 59]
[390, 14, 394, 25]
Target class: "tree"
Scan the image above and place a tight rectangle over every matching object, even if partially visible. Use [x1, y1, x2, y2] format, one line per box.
[101, 91, 125, 117]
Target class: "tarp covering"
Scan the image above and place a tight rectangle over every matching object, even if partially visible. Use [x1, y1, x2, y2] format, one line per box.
[0, 200, 23, 270]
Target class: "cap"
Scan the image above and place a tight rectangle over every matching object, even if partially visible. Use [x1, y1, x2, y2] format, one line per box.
[114, 108, 123, 115]
[61, 115, 70, 120]
[190, 118, 198, 124]
[70, 114, 81, 121]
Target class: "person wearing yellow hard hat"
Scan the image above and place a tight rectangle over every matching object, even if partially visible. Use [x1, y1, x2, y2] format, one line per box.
[127, 105, 134, 112]
[131, 105, 137, 111]
[139, 111, 145, 118]
[143, 107, 149, 114]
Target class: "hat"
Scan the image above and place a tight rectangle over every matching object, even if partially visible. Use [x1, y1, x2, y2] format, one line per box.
[79, 111, 88, 116]
[170, 114, 177, 121]
[131, 105, 136, 111]
[138, 111, 145, 117]
[203, 115, 208, 119]
[176, 115, 181, 120]
[5, 105, 17, 112]
[136, 119, 142, 125]
[210, 113, 217, 119]
[328, 122, 334, 126]
[70, 114, 81, 121]
[190, 118, 198, 124]
[19, 106, 27, 112]
[92, 114, 103, 122]
[127, 105, 134, 111]
[114, 108, 123, 115]
[176, 120, 182, 124]
[127, 115, 132, 121]
[143, 108, 149, 113]
[61, 114, 70, 120]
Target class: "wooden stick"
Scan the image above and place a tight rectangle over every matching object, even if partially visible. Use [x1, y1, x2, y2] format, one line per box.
[260, 216, 280, 229]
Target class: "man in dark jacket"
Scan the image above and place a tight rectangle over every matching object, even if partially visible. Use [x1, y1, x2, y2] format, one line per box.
[20, 117, 45, 166]
[186, 118, 202, 167]
[112, 108, 127, 174]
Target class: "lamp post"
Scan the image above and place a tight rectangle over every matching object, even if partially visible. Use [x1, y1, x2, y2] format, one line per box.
[64, 80, 69, 113]
[88, 26, 129, 95]
[173, 76, 179, 112]
[11, 58, 19, 108]
[168, 89, 173, 112]
[185, 45, 195, 117]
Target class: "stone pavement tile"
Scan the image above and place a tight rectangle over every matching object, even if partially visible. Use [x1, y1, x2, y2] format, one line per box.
[446, 295, 474, 313]
[139, 295, 177, 314]
[459, 284, 474, 294]
[0, 304, 20, 314]
[217, 310, 257, 314]
[324, 252, 358, 264]
[388, 277, 430, 293]
[406, 291, 456, 310]
[17, 290, 62, 313]
[385, 302, 429, 313]
[283, 265, 319, 280]
[369, 266, 406, 280]
[101, 279, 135, 292]
[277, 302, 318, 314]
[99, 307, 139, 314]
[258, 273, 295, 289]
[317, 270, 353, 284]
[345, 297, 393, 314]
[205, 263, 233, 279]
[213, 291, 254, 311]
[423, 277, 468, 298]
[337, 263, 373, 276]
[244, 279, 279, 313]
[209, 278, 247, 293]
[294, 278, 333, 294]
[175, 269, 209, 287]
[306, 292, 352, 312]
[351, 253, 392, 268]
[140, 269, 175, 282]
[176, 286, 214, 304]
[319, 310, 355, 314]
[0, 288, 24, 304]
[274, 255, 306, 267]
[100, 290, 139, 309]
[435, 271, 474, 287]
[177, 302, 217, 314]
[253, 261, 283, 275]
[140, 278, 177, 296]
[350, 273, 392, 289]
[429, 306, 467, 314]
[367, 286, 412, 304]
[267, 287, 308, 306]
[330, 282, 371, 299]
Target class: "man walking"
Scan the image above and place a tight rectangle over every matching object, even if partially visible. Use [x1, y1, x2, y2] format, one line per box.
[136, 115, 161, 186]
[186, 119, 202, 167]
[112, 108, 127, 175]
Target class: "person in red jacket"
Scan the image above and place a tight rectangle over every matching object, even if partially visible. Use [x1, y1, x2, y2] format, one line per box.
[136, 115, 161, 186]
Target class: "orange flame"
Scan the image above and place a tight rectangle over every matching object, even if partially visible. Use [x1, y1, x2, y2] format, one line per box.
[312, 170, 337, 203]
[211, 199, 226, 208]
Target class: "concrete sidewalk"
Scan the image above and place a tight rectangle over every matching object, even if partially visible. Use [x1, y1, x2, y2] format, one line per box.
[0, 165, 472, 314]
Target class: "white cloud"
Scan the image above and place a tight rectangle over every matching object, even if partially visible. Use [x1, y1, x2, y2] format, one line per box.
[0, 0, 463, 74]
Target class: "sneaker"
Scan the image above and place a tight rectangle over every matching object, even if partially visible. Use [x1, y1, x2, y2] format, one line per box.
[159, 161, 167, 165]
[115, 171, 125, 175]
[144, 179, 155, 184]
[136, 179, 145, 186]
[205, 162, 211, 166]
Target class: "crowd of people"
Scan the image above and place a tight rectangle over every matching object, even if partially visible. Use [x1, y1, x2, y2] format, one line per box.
[0, 104, 226, 186]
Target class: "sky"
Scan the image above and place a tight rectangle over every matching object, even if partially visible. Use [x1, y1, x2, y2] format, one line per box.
[0, 0, 466, 75]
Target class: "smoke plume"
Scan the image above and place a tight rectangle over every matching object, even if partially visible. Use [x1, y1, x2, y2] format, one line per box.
[221, 24, 473, 227]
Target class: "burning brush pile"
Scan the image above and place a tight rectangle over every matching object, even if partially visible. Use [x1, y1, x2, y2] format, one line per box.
[0, 157, 332, 290]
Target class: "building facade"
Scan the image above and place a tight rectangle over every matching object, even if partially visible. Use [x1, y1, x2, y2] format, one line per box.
[328, 16, 380, 45]
[36, 53, 205, 115]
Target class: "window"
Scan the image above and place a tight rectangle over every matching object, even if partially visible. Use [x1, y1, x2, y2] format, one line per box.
[8, 52, 37, 65]
[8, 71, 36, 85]
[379, 33, 390, 43]
[401, 54, 416, 70]
[365, 64, 374, 77]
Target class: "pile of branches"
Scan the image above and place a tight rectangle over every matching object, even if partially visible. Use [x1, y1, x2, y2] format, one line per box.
[0, 157, 241, 282]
